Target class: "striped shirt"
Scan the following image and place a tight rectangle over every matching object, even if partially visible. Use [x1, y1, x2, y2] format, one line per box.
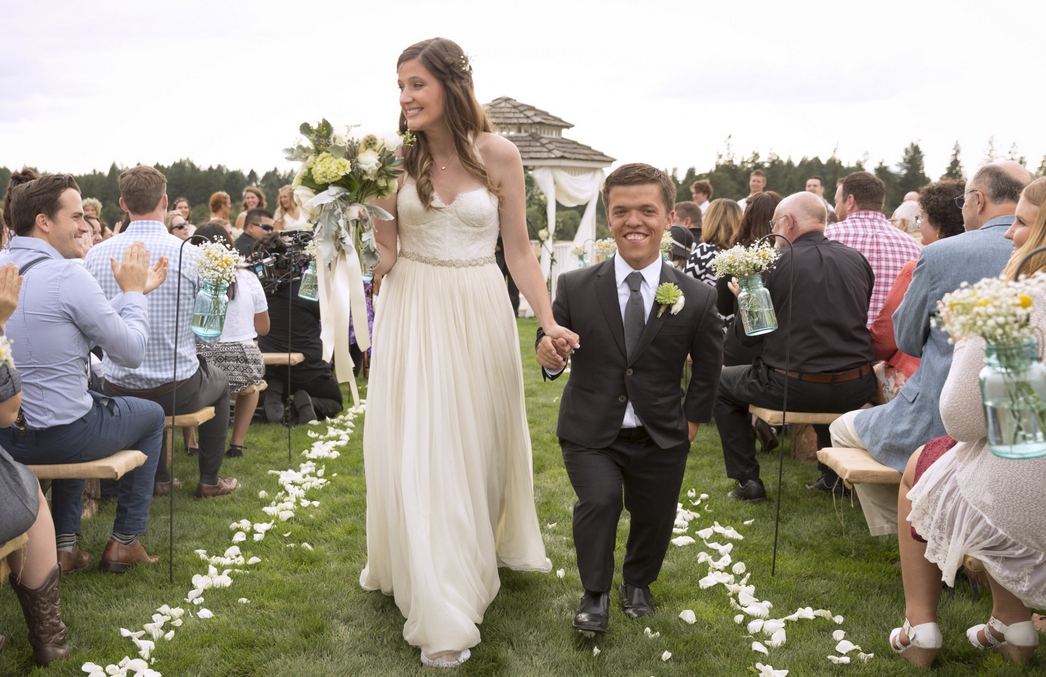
[83, 221, 202, 388]
[825, 211, 921, 328]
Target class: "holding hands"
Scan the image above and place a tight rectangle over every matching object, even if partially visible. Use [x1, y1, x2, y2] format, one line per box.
[536, 324, 580, 371]
[110, 242, 169, 295]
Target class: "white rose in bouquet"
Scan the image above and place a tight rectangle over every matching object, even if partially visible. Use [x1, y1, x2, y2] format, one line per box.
[294, 185, 318, 222]
[357, 149, 381, 180]
[382, 132, 403, 153]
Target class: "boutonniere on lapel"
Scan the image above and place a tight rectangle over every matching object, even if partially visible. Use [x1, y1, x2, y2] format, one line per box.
[655, 283, 685, 317]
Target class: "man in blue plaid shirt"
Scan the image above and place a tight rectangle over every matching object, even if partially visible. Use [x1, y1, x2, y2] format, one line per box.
[85, 166, 239, 500]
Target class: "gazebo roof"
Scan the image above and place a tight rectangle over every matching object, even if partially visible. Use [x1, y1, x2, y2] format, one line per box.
[483, 96, 615, 166]
[485, 96, 573, 129]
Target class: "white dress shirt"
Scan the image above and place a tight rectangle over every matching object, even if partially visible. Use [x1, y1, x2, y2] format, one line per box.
[614, 254, 661, 428]
[698, 199, 710, 214]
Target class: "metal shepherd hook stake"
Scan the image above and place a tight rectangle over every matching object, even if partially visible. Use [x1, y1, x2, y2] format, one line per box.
[750, 232, 794, 578]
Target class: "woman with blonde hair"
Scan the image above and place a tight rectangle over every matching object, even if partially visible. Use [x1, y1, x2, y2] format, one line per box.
[273, 185, 308, 230]
[233, 187, 266, 232]
[890, 177, 1046, 668]
[360, 37, 578, 668]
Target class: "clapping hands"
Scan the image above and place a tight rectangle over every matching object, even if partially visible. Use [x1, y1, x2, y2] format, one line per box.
[110, 242, 169, 294]
[0, 263, 22, 331]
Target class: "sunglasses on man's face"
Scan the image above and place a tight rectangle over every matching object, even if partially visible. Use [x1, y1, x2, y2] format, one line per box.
[249, 223, 275, 232]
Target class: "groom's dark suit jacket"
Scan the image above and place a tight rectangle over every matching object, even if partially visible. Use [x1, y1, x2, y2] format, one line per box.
[538, 259, 723, 450]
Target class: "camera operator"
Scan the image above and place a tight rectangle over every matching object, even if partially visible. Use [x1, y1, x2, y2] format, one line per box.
[235, 207, 274, 258]
[253, 233, 343, 424]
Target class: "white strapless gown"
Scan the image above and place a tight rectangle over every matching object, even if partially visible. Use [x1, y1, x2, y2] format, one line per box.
[360, 183, 550, 657]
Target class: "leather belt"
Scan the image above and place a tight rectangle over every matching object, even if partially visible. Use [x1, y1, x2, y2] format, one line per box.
[102, 378, 188, 398]
[773, 363, 871, 384]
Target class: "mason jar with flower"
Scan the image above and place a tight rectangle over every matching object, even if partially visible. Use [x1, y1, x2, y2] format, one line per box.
[191, 241, 238, 343]
[710, 242, 781, 336]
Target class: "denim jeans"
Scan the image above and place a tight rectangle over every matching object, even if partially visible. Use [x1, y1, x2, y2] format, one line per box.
[0, 391, 165, 535]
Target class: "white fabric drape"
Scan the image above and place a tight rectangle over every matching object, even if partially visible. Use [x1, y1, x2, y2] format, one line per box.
[530, 167, 605, 279]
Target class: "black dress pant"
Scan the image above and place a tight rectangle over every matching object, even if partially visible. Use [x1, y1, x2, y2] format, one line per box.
[104, 356, 230, 484]
[264, 366, 343, 421]
[713, 361, 876, 483]
[561, 428, 688, 594]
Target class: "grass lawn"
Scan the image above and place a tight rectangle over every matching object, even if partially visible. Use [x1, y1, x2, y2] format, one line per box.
[1, 317, 1038, 676]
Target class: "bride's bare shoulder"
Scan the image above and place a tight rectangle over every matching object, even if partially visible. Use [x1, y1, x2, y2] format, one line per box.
[474, 132, 520, 165]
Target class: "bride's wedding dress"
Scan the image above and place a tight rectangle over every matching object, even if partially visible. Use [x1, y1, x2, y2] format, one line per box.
[360, 182, 550, 661]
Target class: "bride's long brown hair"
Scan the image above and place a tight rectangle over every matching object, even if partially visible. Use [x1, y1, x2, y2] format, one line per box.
[397, 38, 499, 210]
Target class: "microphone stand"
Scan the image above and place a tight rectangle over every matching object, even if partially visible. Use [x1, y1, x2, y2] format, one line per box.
[751, 233, 794, 578]
[169, 233, 218, 583]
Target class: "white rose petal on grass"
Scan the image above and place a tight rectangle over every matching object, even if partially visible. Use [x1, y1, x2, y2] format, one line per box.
[698, 574, 722, 589]
[556, 569, 565, 578]
[732, 562, 746, 575]
[302, 542, 313, 550]
[833, 615, 844, 624]
[164, 630, 175, 641]
[258, 490, 268, 498]
[743, 519, 755, 525]
[827, 656, 850, 664]
[813, 609, 833, 619]
[762, 620, 786, 636]
[755, 662, 789, 677]
[279, 511, 295, 522]
[748, 619, 764, 634]
[247, 557, 261, 565]
[592, 646, 600, 656]
[197, 609, 214, 619]
[767, 629, 786, 648]
[661, 651, 672, 662]
[734, 614, 746, 625]
[253, 533, 265, 542]
[670, 536, 695, 547]
[743, 603, 771, 618]
[752, 641, 769, 655]
[738, 591, 759, 607]
[687, 489, 696, 498]
[546, 522, 557, 529]
[857, 652, 875, 663]
[678, 610, 697, 624]
[833, 630, 846, 641]
[82, 662, 105, 672]
[231, 531, 246, 543]
[835, 640, 859, 654]
[238, 598, 250, 604]
[696, 527, 714, 540]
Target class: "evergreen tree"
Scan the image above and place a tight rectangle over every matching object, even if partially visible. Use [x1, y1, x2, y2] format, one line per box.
[942, 142, 964, 180]
[1038, 155, 1046, 178]
[1006, 142, 1026, 167]
[983, 136, 998, 163]
[897, 142, 931, 197]
[874, 160, 901, 213]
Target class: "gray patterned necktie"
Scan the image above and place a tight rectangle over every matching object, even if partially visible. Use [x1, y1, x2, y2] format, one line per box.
[624, 271, 645, 359]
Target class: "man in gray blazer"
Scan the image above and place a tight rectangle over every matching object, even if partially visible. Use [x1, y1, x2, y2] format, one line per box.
[830, 161, 1033, 536]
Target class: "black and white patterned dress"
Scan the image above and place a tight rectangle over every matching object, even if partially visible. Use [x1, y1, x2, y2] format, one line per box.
[684, 242, 732, 330]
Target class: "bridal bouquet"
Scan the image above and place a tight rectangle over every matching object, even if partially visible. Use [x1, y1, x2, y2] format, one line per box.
[709, 242, 780, 280]
[284, 120, 414, 400]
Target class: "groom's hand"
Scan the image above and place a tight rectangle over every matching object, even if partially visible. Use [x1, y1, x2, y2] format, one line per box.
[537, 336, 568, 370]
[688, 421, 700, 444]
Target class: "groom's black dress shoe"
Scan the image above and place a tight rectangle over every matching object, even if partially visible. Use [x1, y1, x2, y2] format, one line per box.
[618, 583, 654, 618]
[728, 478, 767, 504]
[572, 590, 610, 634]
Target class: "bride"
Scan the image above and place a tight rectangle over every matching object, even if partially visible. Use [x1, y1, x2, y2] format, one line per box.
[360, 37, 580, 668]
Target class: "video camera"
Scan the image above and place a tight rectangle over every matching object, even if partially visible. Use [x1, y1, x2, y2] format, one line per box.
[243, 229, 315, 295]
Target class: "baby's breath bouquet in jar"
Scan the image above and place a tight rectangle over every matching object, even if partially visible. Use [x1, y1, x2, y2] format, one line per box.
[935, 272, 1046, 458]
[190, 241, 239, 342]
[710, 242, 781, 336]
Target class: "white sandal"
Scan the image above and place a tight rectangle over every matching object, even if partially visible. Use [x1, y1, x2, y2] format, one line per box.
[890, 619, 942, 669]
[967, 616, 1039, 664]
[421, 648, 471, 669]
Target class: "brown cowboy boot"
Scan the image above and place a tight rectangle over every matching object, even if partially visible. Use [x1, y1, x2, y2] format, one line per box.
[9, 564, 72, 666]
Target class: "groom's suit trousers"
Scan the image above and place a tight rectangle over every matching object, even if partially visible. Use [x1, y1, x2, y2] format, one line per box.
[561, 428, 689, 594]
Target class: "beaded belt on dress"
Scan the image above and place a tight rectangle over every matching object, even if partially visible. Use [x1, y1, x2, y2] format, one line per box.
[398, 250, 495, 267]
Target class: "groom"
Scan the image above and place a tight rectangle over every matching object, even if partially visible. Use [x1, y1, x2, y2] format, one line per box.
[536, 163, 723, 634]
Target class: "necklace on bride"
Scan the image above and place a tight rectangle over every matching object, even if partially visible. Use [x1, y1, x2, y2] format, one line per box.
[432, 150, 457, 170]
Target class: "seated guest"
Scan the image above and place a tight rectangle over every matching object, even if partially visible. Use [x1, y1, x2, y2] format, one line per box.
[829, 162, 1033, 532]
[890, 200, 922, 242]
[85, 165, 239, 499]
[721, 192, 781, 368]
[1, 174, 166, 572]
[890, 190, 1046, 666]
[713, 192, 876, 503]
[172, 196, 192, 224]
[665, 224, 693, 270]
[870, 180, 967, 405]
[234, 207, 274, 258]
[255, 234, 343, 424]
[233, 186, 267, 233]
[209, 191, 231, 223]
[194, 223, 270, 457]
[684, 198, 742, 331]
[0, 262, 71, 667]
[164, 210, 193, 241]
[673, 200, 703, 243]
[827, 171, 922, 327]
[85, 214, 104, 246]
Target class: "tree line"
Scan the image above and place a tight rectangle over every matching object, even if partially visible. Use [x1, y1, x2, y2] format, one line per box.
[0, 160, 295, 228]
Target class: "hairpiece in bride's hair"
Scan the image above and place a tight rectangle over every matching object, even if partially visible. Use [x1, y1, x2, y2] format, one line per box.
[458, 53, 472, 74]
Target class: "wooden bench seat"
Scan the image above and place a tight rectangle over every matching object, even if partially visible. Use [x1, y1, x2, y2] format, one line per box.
[164, 407, 216, 462]
[263, 353, 304, 366]
[816, 446, 903, 488]
[25, 449, 148, 481]
[237, 381, 267, 396]
[748, 403, 872, 426]
[1, 533, 29, 583]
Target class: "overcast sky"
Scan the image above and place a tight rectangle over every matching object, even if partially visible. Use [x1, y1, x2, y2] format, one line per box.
[2, 0, 1042, 182]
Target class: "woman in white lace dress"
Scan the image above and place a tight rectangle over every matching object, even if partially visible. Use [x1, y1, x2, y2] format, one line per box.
[359, 37, 579, 669]
[891, 178, 1046, 668]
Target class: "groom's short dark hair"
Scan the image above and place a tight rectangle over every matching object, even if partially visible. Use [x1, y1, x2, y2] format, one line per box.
[602, 163, 676, 215]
